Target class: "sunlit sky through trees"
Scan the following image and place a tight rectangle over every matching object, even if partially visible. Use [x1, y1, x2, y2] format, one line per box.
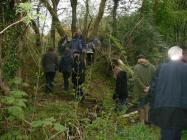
[32, 0, 141, 34]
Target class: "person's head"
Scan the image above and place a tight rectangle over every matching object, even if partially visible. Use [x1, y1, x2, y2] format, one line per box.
[136, 54, 146, 63]
[117, 59, 124, 66]
[73, 32, 79, 38]
[113, 66, 122, 78]
[77, 29, 82, 36]
[113, 59, 123, 77]
[137, 54, 145, 60]
[168, 46, 183, 61]
[48, 47, 54, 52]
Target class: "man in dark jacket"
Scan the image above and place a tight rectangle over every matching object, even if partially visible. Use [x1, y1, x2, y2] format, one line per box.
[113, 63, 128, 111]
[150, 46, 187, 140]
[59, 47, 73, 90]
[42, 47, 58, 94]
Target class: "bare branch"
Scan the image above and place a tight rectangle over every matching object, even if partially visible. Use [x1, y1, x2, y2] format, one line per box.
[0, 18, 24, 35]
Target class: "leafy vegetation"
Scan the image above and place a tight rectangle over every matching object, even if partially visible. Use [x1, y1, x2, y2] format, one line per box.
[0, 0, 187, 139]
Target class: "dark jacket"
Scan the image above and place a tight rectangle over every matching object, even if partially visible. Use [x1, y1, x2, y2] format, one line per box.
[150, 61, 187, 128]
[114, 71, 128, 103]
[42, 52, 58, 72]
[58, 40, 71, 55]
[59, 52, 73, 73]
[72, 57, 86, 86]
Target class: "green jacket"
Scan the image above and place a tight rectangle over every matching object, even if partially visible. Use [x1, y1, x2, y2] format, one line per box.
[133, 59, 155, 100]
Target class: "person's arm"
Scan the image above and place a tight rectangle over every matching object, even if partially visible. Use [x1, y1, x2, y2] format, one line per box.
[114, 76, 120, 99]
[82, 58, 86, 71]
[123, 72, 128, 99]
[149, 65, 161, 105]
[149, 66, 160, 95]
[70, 55, 74, 66]
[59, 57, 63, 72]
[81, 37, 86, 49]
[55, 54, 58, 71]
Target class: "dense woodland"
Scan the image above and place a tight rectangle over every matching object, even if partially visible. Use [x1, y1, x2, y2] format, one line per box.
[0, 0, 187, 139]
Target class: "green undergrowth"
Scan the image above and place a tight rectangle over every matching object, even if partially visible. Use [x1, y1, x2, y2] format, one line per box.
[0, 57, 160, 139]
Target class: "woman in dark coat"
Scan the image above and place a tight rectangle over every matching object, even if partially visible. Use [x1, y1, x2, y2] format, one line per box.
[113, 60, 128, 111]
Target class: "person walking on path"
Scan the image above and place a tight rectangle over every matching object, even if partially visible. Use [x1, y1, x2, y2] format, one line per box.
[113, 59, 128, 112]
[149, 46, 187, 140]
[133, 54, 155, 124]
[42, 47, 58, 94]
[70, 32, 86, 55]
[59, 47, 73, 91]
[72, 52, 86, 100]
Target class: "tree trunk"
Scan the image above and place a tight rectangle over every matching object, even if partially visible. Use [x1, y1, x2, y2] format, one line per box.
[83, 0, 89, 39]
[31, 20, 41, 47]
[41, 0, 65, 37]
[51, 18, 56, 47]
[140, 0, 146, 17]
[153, 0, 159, 14]
[112, 0, 120, 36]
[70, 0, 77, 36]
[89, 0, 107, 39]
[0, 34, 10, 95]
[32, 3, 41, 48]
[0, 4, 10, 94]
[51, 0, 60, 48]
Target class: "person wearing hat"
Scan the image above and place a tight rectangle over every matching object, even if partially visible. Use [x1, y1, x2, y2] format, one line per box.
[149, 46, 187, 140]
[133, 54, 155, 124]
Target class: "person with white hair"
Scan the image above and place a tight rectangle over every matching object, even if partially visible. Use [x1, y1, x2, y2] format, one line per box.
[149, 46, 187, 140]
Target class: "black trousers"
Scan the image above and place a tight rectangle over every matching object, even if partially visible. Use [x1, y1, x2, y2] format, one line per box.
[45, 72, 56, 93]
[62, 72, 71, 90]
[87, 53, 94, 65]
[161, 128, 182, 140]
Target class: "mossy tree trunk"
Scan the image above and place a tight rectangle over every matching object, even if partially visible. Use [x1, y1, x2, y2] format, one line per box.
[70, 0, 78, 36]
[41, 0, 66, 37]
[112, 0, 120, 36]
[89, 0, 107, 39]
[83, 0, 89, 39]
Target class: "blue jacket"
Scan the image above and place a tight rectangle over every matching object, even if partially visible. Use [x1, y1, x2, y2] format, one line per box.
[70, 36, 86, 54]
